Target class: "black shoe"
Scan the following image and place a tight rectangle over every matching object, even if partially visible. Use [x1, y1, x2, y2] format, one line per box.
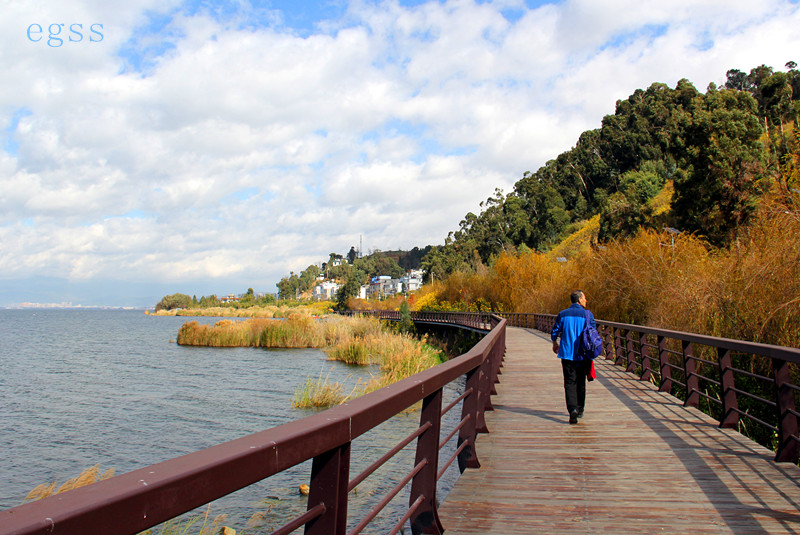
[569, 410, 579, 424]
[577, 409, 584, 419]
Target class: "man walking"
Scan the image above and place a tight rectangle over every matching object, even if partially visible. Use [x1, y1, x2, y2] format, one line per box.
[551, 290, 596, 424]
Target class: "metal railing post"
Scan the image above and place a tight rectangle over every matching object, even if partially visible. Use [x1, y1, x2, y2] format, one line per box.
[476, 356, 492, 431]
[305, 443, 351, 535]
[614, 328, 625, 366]
[626, 329, 637, 373]
[774, 358, 800, 463]
[717, 348, 739, 429]
[409, 389, 444, 535]
[658, 335, 672, 394]
[457, 368, 481, 472]
[640, 333, 652, 382]
[683, 341, 699, 408]
[601, 325, 614, 361]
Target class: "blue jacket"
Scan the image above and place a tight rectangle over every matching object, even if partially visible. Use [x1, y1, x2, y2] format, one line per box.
[551, 303, 596, 361]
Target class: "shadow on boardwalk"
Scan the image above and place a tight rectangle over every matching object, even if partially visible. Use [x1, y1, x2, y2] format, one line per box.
[437, 327, 800, 534]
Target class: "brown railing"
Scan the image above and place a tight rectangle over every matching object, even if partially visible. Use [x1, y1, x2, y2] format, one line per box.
[500, 312, 800, 464]
[344, 310, 493, 332]
[1, 314, 506, 535]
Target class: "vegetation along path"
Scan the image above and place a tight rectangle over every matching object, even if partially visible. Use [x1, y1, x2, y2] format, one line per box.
[437, 327, 800, 534]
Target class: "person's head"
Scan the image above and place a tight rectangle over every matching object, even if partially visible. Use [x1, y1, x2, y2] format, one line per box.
[570, 290, 587, 307]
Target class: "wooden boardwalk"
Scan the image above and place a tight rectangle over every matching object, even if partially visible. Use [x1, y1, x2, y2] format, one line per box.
[437, 327, 800, 534]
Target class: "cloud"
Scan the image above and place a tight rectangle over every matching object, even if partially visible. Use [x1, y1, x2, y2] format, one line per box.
[1, 0, 799, 305]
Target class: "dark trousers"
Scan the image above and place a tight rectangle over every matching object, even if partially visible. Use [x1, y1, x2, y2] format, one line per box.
[561, 359, 587, 414]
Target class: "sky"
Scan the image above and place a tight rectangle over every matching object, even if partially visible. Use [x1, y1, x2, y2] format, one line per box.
[1, 0, 799, 307]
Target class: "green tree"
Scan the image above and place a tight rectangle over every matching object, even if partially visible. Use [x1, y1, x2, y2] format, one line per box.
[155, 293, 192, 311]
[335, 276, 361, 311]
[199, 294, 221, 308]
[397, 300, 415, 334]
[277, 272, 301, 300]
[599, 161, 668, 240]
[353, 253, 404, 279]
[672, 86, 767, 245]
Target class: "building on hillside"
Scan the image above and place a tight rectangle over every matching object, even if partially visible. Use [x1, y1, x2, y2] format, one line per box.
[401, 270, 424, 293]
[367, 276, 402, 299]
[313, 281, 341, 301]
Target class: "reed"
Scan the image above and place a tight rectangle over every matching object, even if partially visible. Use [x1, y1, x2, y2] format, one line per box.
[291, 371, 347, 408]
[177, 314, 328, 348]
[24, 464, 114, 503]
[25, 472, 252, 535]
[325, 339, 375, 365]
[296, 317, 443, 405]
[327, 332, 444, 396]
[138, 505, 230, 535]
[176, 313, 443, 407]
[258, 313, 326, 347]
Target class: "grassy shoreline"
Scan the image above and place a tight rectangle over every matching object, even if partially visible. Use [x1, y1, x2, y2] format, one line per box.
[176, 313, 443, 408]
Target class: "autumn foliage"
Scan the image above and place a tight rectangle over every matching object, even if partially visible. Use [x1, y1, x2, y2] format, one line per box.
[418, 189, 800, 348]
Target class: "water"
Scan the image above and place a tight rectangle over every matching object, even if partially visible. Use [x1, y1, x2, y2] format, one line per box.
[0, 309, 464, 532]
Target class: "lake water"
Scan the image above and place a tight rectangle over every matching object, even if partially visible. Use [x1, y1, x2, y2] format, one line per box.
[0, 309, 464, 533]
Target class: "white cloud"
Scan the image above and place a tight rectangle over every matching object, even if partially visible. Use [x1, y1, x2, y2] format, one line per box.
[1, 0, 799, 305]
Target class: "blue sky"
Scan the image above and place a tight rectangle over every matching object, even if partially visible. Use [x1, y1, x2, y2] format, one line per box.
[1, 0, 799, 307]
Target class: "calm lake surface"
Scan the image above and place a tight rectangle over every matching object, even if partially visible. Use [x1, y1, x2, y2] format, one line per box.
[0, 309, 464, 533]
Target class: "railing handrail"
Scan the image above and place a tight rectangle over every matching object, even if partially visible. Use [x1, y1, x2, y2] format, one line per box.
[344, 309, 494, 331]
[1, 312, 506, 535]
[498, 312, 800, 363]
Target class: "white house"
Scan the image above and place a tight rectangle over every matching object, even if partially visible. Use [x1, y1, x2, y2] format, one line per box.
[401, 270, 424, 292]
[313, 281, 341, 300]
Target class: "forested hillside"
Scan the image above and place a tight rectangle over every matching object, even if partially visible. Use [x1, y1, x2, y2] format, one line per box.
[421, 63, 800, 278]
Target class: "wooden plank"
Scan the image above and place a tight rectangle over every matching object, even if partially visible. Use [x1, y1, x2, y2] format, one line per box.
[437, 327, 800, 534]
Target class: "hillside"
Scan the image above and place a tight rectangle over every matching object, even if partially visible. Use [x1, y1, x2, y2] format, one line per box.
[412, 63, 800, 348]
[421, 63, 800, 277]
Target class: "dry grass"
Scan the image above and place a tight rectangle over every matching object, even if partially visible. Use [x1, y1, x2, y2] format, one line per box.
[177, 314, 386, 349]
[24, 465, 115, 503]
[175, 313, 441, 408]
[701, 194, 800, 347]
[325, 339, 374, 365]
[294, 320, 443, 407]
[177, 314, 325, 348]
[26, 470, 262, 535]
[545, 214, 601, 261]
[291, 371, 348, 408]
[138, 505, 232, 535]
[336, 332, 444, 395]
[422, 189, 800, 348]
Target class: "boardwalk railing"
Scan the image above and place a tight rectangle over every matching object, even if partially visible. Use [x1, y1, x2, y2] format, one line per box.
[343, 310, 493, 332]
[1, 313, 505, 535]
[499, 312, 800, 464]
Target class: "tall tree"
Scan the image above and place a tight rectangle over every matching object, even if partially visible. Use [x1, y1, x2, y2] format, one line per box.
[672, 86, 767, 245]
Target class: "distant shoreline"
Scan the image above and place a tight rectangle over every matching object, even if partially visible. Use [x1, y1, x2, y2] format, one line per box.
[2, 306, 146, 311]
[145, 304, 332, 318]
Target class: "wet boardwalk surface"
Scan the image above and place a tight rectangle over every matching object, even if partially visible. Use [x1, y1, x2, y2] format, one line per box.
[437, 327, 800, 534]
